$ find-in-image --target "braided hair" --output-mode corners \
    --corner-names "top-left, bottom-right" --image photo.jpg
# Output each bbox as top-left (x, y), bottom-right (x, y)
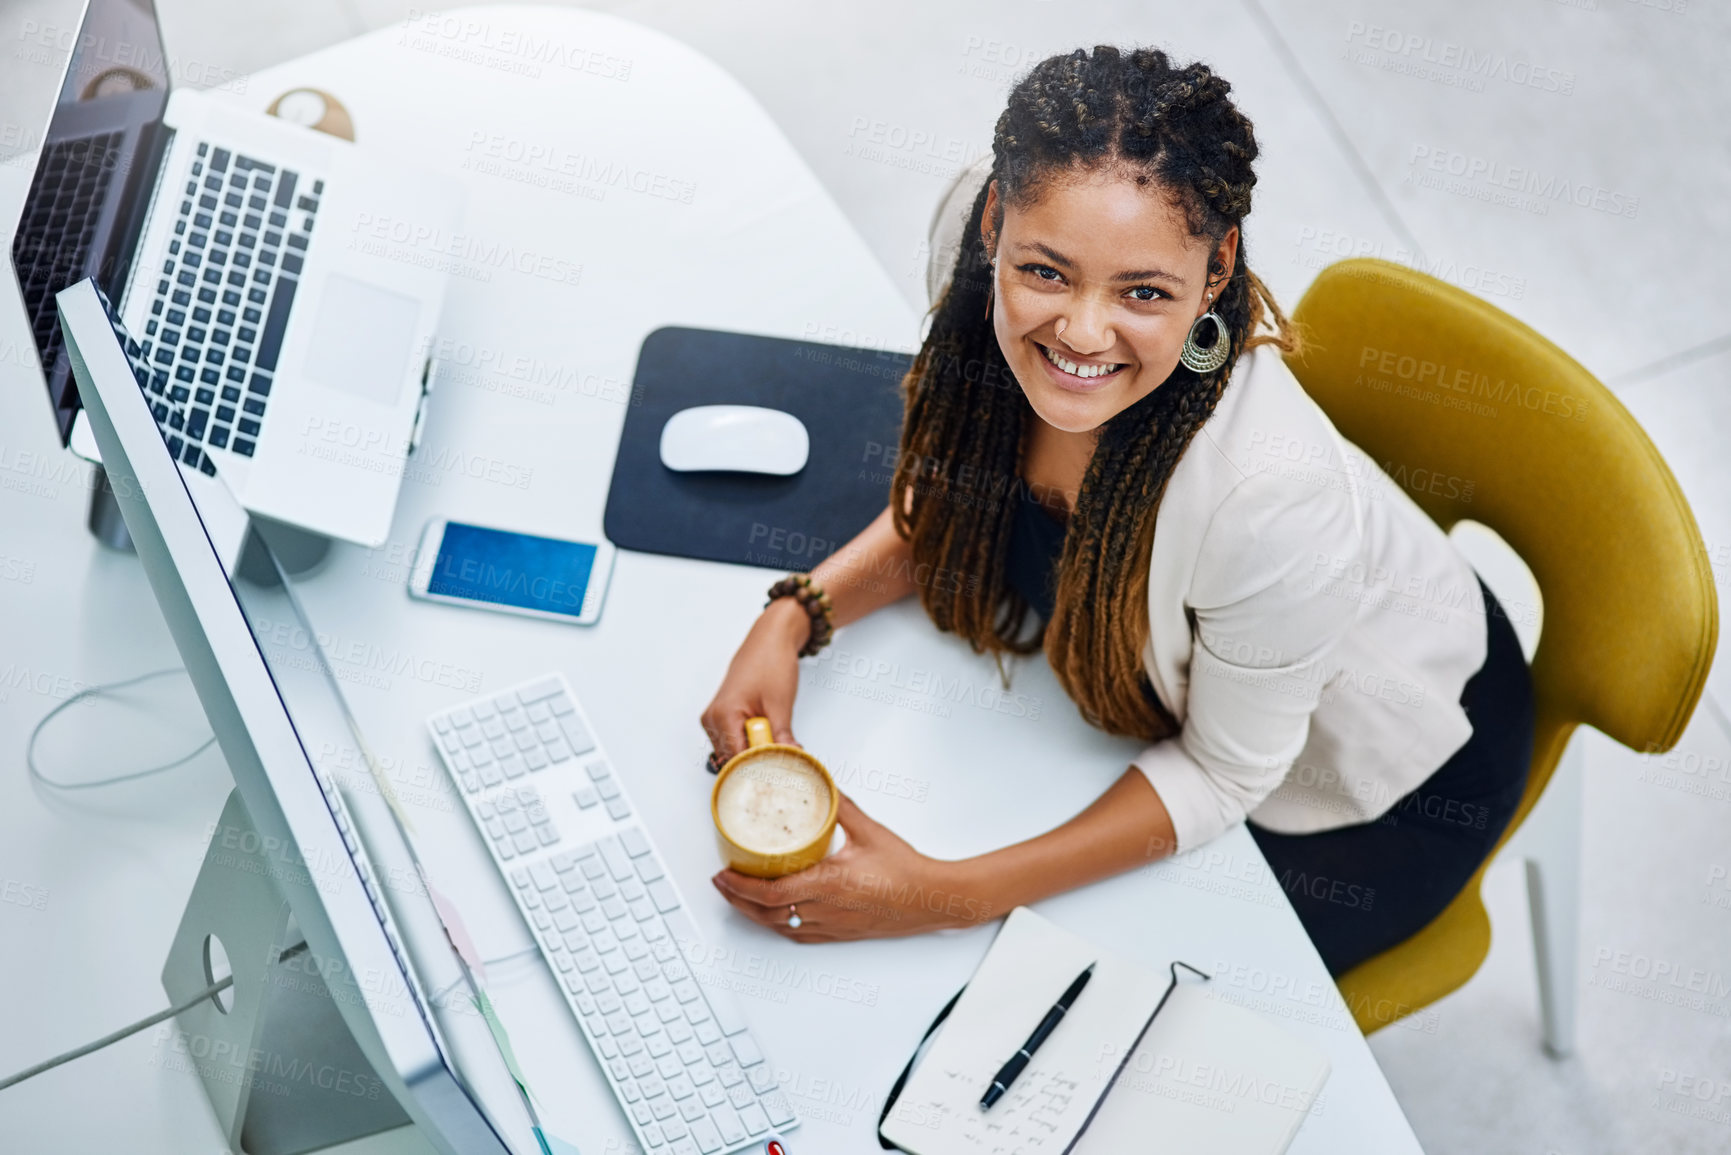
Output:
top-left (890, 45), bottom-right (1299, 742)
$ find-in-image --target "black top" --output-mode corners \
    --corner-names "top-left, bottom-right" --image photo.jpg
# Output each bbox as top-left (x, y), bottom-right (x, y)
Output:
top-left (1004, 486), bottom-right (1171, 717)
top-left (1005, 487), bottom-right (1069, 621)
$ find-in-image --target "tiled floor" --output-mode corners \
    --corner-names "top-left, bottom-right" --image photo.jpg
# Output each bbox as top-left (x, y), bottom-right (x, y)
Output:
top-left (5, 1), bottom-right (1728, 1151)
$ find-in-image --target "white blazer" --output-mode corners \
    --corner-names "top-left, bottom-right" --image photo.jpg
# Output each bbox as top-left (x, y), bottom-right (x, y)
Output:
top-left (1131, 342), bottom-right (1490, 851)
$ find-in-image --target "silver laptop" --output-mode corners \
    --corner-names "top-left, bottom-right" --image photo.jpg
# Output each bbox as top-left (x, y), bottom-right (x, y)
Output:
top-left (8, 0), bottom-right (461, 546)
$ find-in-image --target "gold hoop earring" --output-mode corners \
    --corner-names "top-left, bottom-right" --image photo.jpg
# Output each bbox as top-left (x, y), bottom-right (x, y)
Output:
top-left (983, 260), bottom-right (996, 320)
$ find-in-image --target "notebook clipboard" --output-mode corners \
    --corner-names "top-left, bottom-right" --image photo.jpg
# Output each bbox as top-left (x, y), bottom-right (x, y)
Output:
top-left (876, 958), bottom-right (1211, 1154)
top-left (875, 907), bottom-right (1330, 1155)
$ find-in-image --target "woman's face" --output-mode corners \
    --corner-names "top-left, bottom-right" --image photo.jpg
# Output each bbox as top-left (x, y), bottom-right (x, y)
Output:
top-left (982, 168), bottom-right (1238, 435)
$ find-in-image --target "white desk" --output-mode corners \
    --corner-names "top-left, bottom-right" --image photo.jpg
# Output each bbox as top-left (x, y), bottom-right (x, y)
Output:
top-left (0, 7), bottom-right (1423, 1153)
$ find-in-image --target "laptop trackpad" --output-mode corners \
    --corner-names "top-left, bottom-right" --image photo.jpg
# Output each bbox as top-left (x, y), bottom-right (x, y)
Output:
top-left (299, 274), bottom-right (421, 406)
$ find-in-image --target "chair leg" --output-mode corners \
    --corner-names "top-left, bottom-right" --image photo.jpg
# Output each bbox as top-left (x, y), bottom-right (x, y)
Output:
top-left (1522, 736), bottom-right (1584, 1058)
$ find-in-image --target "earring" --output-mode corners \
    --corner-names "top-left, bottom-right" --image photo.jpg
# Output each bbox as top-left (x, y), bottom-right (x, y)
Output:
top-left (1180, 309), bottom-right (1230, 373)
top-left (983, 259), bottom-right (996, 320)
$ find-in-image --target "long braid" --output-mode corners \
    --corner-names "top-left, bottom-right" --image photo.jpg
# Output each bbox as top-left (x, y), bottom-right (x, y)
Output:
top-left (892, 46), bottom-right (1299, 742)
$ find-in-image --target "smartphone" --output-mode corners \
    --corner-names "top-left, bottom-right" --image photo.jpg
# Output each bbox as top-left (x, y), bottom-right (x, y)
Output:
top-left (408, 519), bottom-right (616, 625)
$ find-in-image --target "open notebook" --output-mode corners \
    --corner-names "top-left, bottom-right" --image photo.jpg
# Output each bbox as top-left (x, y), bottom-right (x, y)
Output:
top-left (878, 907), bottom-right (1331, 1155)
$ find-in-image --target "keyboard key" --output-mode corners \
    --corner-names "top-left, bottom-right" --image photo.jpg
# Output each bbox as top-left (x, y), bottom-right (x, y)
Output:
top-left (607, 798), bottom-right (632, 820)
top-left (704, 984), bottom-right (749, 1038)
top-left (736, 1102), bottom-right (769, 1136)
top-left (255, 275), bottom-right (296, 371)
top-left (600, 839), bottom-right (634, 881)
top-left (762, 1091), bottom-right (795, 1127)
top-left (575, 788), bottom-right (599, 809)
top-left (517, 677), bottom-right (562, 703)
top-left (690, 1119), bottom-right (722, 1154)
top-left (562, 714), bottom-right (598, 755)
top-left (712, 1106), bottom-right (745, 1145)
top-left (728, 1033), bottom-right (763, 1068)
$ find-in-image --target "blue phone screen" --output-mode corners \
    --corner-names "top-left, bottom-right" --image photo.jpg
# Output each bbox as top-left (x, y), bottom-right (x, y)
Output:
top-left (429, 523), bottom-right (597, 617)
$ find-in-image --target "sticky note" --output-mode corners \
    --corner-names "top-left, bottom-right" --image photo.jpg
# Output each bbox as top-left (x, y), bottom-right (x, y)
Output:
top-left (473, 988), bottom-right (536, 1105)
top-left (427, 881), bottom-right (487, 980)
top-left (534, 1127), bottom-right (583, 1155)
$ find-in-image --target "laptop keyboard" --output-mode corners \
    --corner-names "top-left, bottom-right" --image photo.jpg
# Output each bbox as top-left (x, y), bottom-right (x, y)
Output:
top-left (135, 142), bottom-right (322, 473)
top-left (10, 132), bottom-right (126, 411)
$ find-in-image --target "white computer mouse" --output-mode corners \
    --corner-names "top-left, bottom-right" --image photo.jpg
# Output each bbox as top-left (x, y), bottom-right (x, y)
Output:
top-left (658, 404), bottom-right (810, 475)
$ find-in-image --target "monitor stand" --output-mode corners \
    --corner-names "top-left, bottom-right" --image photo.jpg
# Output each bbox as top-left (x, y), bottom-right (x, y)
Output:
top-left (88, 466), bottom-right (135, 551)
top-left (162, 788), bottom-right (413, 1155)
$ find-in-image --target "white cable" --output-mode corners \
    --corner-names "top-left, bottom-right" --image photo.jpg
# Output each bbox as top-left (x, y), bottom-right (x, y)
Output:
top-left (26, 667), bottom-right (216, 791)
top-left (0, 943), bottom-right (308, 1093)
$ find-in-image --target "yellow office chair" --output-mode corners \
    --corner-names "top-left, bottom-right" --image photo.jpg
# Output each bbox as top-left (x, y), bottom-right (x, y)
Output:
top-left (1284, 258), bottom-right (1719, 1050)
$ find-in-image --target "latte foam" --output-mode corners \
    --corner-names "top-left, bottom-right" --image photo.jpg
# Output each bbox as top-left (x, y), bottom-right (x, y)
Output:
top-left (716, 751), bottom-right (831, 856)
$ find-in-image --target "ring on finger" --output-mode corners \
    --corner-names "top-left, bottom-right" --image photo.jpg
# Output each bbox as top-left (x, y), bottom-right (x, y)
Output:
top-left (787, 903), bottom-right (802, 929)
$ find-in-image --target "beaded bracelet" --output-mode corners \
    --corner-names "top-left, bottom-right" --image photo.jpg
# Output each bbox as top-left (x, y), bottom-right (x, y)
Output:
top-left (766, 573), bottom-right (835, 658)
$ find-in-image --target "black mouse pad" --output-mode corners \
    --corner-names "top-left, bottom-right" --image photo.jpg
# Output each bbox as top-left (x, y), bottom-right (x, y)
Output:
top-left (604, 326), bottom-right (913, 570)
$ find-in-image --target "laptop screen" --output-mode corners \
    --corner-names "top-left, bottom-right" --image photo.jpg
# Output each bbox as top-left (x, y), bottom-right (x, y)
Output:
top-left (10, 0), bottom-right (172, 443)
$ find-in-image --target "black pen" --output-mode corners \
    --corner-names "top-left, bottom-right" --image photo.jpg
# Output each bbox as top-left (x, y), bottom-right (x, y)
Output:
top-left (980, 962), bottom-right (1095, 1110)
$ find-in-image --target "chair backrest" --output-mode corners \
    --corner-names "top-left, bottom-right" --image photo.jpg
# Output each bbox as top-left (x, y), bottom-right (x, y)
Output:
top-left (1284, 259), bottom-right (1717, 760)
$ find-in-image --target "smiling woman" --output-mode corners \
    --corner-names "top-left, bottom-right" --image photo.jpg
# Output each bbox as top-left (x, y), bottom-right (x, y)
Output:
top-left (700, 45), bottom-right (1533, 980)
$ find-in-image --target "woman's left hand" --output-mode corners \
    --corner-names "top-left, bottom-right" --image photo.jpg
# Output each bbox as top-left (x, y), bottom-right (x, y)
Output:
top-left (710, 794), bottom-right (998, 942)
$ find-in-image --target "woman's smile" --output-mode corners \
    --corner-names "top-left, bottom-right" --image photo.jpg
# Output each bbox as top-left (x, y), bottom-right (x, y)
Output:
top-left (1034, 340), bottom-right (1131, 392)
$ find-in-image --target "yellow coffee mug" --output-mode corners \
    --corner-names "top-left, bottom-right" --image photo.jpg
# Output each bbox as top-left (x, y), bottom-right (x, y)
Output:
top-left (711, 717), bottom-right (839, 879)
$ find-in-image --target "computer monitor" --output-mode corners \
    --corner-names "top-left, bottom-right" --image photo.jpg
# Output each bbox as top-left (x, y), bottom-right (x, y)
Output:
top-left (57, 275), bottom-right (526, 1153)
top-left (9, 0), bottom-right (174, 443)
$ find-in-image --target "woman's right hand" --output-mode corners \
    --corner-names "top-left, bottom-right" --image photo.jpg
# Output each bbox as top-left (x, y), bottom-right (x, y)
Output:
top-left (700, 597), bottom-right (811, 764)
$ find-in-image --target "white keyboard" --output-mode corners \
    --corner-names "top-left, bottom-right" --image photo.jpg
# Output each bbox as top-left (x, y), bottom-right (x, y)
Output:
top-left (426, 674), bottom-right (798, 1154)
